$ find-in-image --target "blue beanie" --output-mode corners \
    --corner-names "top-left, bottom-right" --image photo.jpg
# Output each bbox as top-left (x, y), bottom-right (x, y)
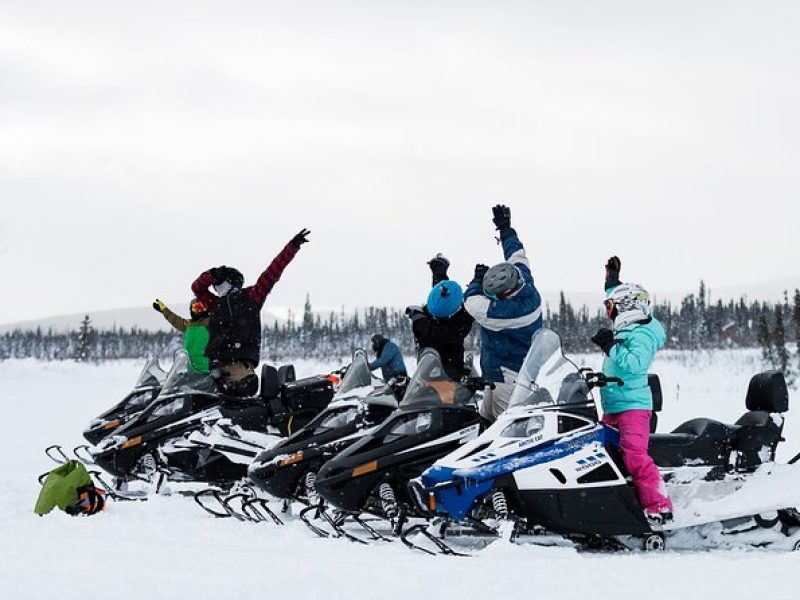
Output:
top-left (427, 281), bottom-right (464, 319)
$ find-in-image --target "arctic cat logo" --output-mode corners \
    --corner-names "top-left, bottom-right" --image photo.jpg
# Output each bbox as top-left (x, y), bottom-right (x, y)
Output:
top-left (519, 434), bottom-right (545, 449)
top-left (575, 452), bottom-right (606, 473)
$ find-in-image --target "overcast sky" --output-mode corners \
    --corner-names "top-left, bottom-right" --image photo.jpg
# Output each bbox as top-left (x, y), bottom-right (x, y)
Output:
top-left (1, 1), bottom-right (798, 324)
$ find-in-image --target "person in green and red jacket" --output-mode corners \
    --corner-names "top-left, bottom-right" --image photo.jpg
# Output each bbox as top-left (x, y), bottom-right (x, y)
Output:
top-left (152, 298), bottom-right (210, 374)
top-left (191, 228), bottom-right (310, 397)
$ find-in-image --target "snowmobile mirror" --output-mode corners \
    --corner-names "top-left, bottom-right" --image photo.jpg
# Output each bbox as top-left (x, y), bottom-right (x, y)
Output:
top-left (260, 365), bottom-right (280, 400)
top-left (278, 365), bottom-right (296, 386)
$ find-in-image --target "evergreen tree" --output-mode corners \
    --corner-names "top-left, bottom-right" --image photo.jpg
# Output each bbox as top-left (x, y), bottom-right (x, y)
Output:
top-left (74, 315), bottom-right (95, 362)
top-left (757, 310), bottom-right (774, 367)
top-left (794, 289), bottom-right (800, 373)
top-left (773, 303), bottom-right (792, 383)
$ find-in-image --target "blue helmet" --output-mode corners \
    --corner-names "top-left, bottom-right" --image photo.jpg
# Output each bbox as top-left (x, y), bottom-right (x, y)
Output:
top-left (427, 281), bottom-right (464, 319)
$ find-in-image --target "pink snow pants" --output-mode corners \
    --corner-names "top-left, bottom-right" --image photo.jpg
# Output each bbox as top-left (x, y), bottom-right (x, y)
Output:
top-left (602, 410), bottom-right (673, 513)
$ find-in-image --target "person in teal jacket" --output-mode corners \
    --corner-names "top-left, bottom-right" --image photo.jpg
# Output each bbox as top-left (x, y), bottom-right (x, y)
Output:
top-left (591, 256), bottom-right (672, 524)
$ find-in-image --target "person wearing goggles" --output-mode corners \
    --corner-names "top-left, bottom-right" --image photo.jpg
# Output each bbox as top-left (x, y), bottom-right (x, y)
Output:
top-left (191, 228), bottom-right (309, 397)
top-left (152, 297), bottom-right (210, 374)
top-left (464, 205), bottom-right (543, 422)
top-left (591, 256), bottom-right (672, 525)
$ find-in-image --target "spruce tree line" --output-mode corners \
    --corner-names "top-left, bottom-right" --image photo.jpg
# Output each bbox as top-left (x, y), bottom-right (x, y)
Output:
top-left (1, 287), bottom-right (798, 382)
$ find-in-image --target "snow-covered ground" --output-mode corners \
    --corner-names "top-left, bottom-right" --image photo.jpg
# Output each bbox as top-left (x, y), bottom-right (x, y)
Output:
top-left (2, 351), bottom-right (799, 600)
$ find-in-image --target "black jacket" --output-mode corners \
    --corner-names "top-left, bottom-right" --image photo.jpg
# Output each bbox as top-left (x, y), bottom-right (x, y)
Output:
top-left (410, 306), bottom-right (475, 380)
top-left (205, 290), bottom-right (262, 366)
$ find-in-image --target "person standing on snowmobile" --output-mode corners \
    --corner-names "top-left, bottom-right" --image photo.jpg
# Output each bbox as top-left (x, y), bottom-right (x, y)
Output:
top-left (591, 256), bottom-right (673, 524)
top-left (368, 334), bottom-right (408, 384)
top-left (464, 205), bottom-right (542, 422)
top-left (406, 253), bottom-right (475, 380)
top-left (191, 228), bottom-right (310, 397)
top-left (152, 298), bottom-right (210, 374)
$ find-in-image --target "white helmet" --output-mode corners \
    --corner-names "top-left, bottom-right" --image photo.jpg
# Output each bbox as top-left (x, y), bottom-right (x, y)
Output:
top-left (605, 283), bottom-right (651, 329)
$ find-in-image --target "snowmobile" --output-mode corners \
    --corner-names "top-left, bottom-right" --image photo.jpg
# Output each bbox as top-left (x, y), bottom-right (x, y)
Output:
top-left (245, 349), bottom-right (399, 537)
top-left (408, 327), bottom-right (800, 554)
top-left (83, 356), bottom-right (167, 445)
top-left (91, 350), bottom-right (335, 490)
top-left (46, 357), bottom-right (168, 465)
top-left (313, 349), bottom-right (484, 539)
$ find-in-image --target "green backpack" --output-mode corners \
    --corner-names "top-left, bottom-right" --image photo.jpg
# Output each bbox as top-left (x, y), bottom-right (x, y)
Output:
top-left (35, 460), bottom-right (105, 516)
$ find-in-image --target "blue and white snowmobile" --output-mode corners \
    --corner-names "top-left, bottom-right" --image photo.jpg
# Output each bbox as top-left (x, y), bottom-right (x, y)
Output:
top-left (408, 328), bottom-right (800, 553)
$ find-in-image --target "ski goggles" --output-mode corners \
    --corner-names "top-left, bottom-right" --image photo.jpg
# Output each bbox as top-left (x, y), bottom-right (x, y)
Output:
top-left (191, 300), bottom-right (207, 315)
top-left (483, 280), bottom-right (526, 301)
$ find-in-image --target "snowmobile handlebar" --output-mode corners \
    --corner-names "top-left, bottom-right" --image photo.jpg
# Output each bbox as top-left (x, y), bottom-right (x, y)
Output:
top-left (463, 377), bottom-right (496, 392)
top-left (584, 372), bottom-right (624, 389)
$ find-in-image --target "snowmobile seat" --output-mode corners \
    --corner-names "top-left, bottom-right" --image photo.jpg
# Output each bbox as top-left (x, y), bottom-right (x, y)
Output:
top-left (649, 418), bottom-right (736, 468)
top-left (731, 371), bottom-right (788, 470)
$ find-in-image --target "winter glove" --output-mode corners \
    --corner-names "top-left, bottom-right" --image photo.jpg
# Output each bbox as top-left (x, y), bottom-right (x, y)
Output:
top-left (427, 253), bottom-right (450, 281)
top-left (492, 204), bottom-right (511, 231)
top-left (591, 328), bottom-right (617, 355)
top-left (405, 305), bottom-right (424, 319)
top-left (473, 263), bottom-right (489, 284)
top-left (291, 228), bottom-right (311, 249)
top-left (152, 299), bottom-right (166, 313)
top-left (604, 255), bottom-right (622, 291)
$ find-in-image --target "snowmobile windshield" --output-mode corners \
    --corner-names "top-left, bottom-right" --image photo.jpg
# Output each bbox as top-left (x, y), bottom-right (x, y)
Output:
top-left (507, 328), bottom-right (588, 410)
top-left (334, 350), bottom-right (377, 399)
top-left (400, 350), bottom-right (472, 408)
top-left (158, 351), bottom-right (216, 397)
top-left (134, 357), bottom-right (166, 389)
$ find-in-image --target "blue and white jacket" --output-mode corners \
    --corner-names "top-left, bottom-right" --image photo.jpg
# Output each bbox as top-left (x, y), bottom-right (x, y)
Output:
top-left (464, 230), bottom-right (543, 382)
top-left (368, 340), bottom-right (408, 381)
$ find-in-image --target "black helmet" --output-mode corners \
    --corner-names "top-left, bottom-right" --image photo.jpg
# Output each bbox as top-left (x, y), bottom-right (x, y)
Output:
top-left (371, 334), bottom-right (387, 353)
top-left (223, 267), bottom-right (244, 289)
top-left (482, 262), bottom-right (524, 300)
top-left (189, 298), bottom-right (208, 321)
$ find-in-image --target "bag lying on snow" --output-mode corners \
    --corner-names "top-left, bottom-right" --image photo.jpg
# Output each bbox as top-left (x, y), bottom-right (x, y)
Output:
top-left (35, 460), bottom-right (105, 516)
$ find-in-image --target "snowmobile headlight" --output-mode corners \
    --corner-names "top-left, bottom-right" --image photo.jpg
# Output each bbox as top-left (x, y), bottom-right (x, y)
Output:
top-left (121, 435), bottom-right (143, 449)
top-left (501, 415), bottom-right (546, 439)
top-left (278, 451), bottom-right (304, 467)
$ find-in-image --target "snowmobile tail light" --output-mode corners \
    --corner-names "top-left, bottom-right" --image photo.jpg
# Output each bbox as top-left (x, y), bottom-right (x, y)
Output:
top-left (279, 451), bottom-right (304, 467)
top-left (352, 460), bottom-right (378, 477)
top-left (103, 419), bottom-right (121, 430)
top-left (121, 436), bottom-right (142, 449)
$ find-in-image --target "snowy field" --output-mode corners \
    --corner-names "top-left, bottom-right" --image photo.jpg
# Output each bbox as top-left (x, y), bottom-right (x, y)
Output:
top-left (2, 351), bottom-right (800, 600)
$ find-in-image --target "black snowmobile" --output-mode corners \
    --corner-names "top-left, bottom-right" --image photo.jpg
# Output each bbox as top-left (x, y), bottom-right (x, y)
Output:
top-left (83, 357), bottom-right (167, 445)
top-left (45, 357), bottom-right (168, 465)
top-left (313, 349), bottom-right (484, 537)
top-left (246, 349), bottom-right (398, 535)
top-left (91, 350), bottom-right (335, 490)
